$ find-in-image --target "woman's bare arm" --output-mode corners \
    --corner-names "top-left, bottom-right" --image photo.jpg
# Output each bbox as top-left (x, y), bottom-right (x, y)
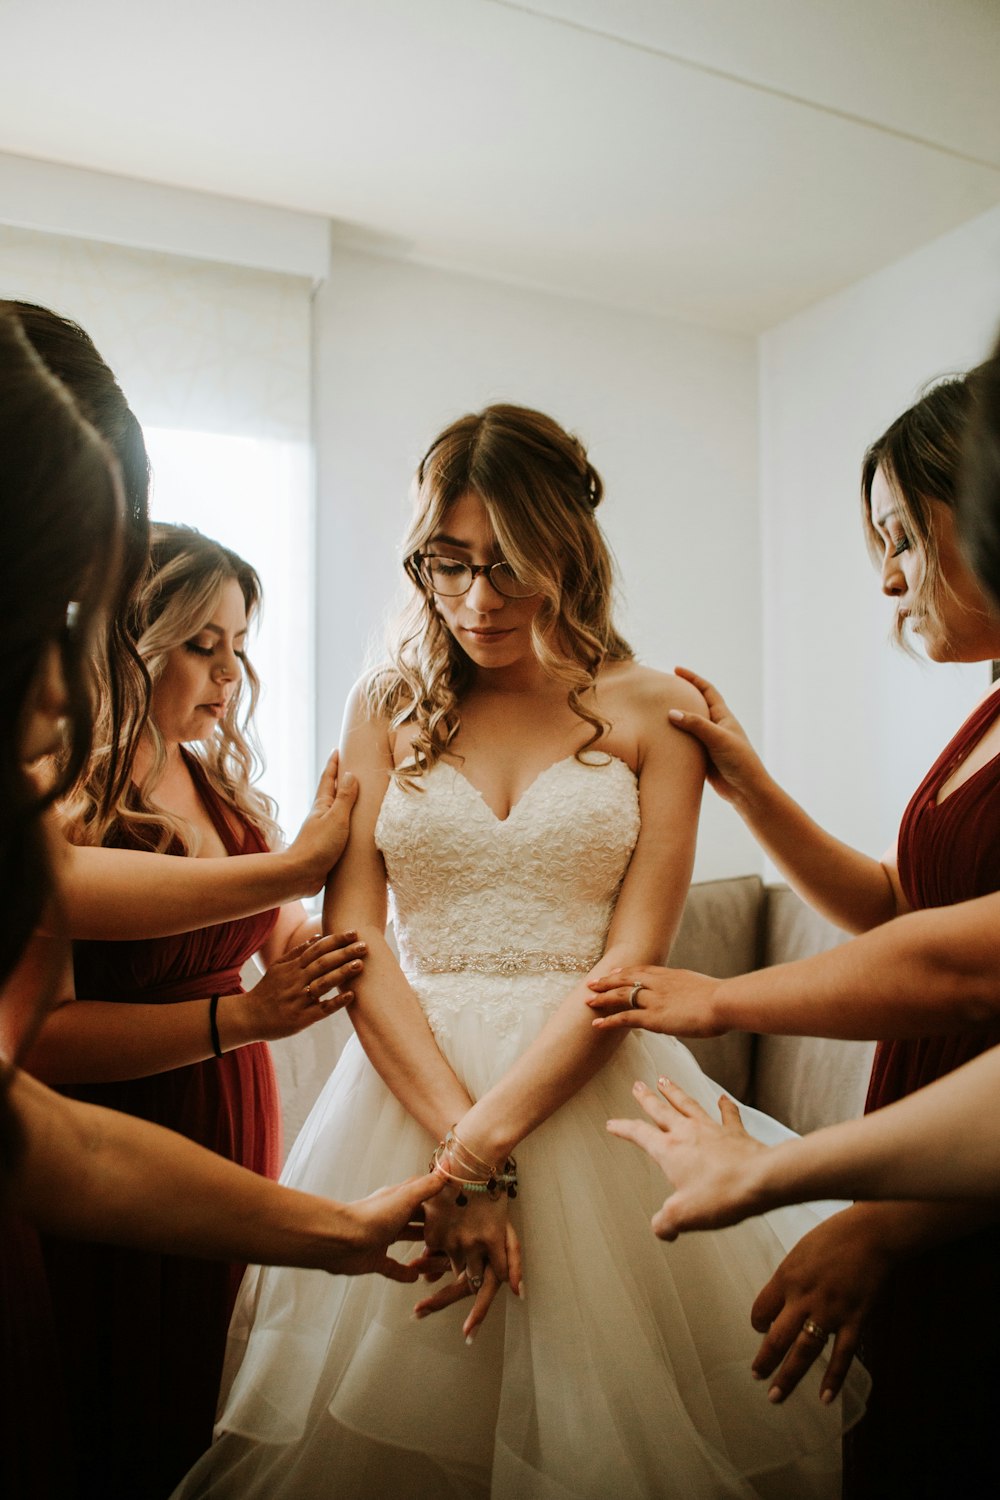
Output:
top-left (6, 1067), bottom-right (442, 1278)
top-left (21, 927), bottom-right (364, 1085)
top-left (668, 667), bottom-right (905, 933)
top-left (611, 1051), bottom-right (1000, 1241)
top-left (322, 687), bottom-right (474, 1139)
top-left (589, 889), bottom-right (1000, 1040)
top-left (44, 750), bottom-right (357, 941)
top-left (456, 673), bottom-right (707, 1165)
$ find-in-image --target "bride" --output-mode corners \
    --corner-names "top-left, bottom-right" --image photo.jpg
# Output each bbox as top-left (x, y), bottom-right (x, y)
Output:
top-left (176, 404), bottom-right (866, 1500)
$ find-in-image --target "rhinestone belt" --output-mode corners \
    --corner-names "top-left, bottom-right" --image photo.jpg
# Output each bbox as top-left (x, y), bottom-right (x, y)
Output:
top-left (405, 947), bottom-right (600, 977)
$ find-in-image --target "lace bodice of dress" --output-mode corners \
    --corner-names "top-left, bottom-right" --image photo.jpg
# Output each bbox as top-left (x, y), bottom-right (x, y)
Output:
top-left (375, 753), bottom-right (640, 982)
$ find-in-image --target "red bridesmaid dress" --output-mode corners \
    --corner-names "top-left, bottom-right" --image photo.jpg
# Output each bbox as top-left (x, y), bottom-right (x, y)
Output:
top-left (846, 686), bottom-right (1000, 1499)
top-left (41, 752), bottom-right (281, 1500)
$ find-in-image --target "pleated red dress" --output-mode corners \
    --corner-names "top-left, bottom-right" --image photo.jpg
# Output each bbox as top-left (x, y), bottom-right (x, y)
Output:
top-left (846, 685), bottom-right (1000, 1499)
top-left (41, 753), bottom-right (280, 1500)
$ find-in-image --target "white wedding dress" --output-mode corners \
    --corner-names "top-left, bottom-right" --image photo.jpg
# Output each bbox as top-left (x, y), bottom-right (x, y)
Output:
top-left (174, 754), bottom-right (866, 1500)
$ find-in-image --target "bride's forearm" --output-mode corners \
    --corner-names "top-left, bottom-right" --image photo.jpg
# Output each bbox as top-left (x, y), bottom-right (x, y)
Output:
top-left (456, 947), bottom-right (634, 1163)
top-left (345, 930), bottom-right (473, 1140)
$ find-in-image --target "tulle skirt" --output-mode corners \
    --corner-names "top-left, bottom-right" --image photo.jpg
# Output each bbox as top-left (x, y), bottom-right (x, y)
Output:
top-left (174, 971), bottom-right (868, 1499)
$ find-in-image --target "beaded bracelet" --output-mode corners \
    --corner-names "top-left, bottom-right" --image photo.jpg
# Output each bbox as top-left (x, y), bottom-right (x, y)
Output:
top-left (430, 1142), bottom-right (518, 1206)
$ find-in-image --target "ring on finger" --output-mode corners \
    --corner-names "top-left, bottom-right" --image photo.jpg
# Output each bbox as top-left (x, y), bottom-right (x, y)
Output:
top-left (305, 980), bottom-right (315, 1000)
top-left (628, 982), bottom-right (643, 1010)
top-left (466, 1270), bottom-right (484, 1292)
top-left (801, 1317), bottom-right (828, 1343)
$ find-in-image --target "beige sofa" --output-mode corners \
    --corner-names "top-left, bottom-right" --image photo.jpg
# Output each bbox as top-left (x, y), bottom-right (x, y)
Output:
top-left (671, 875), bottom-right (875, 1135)
top-left (271, 876), bottom-right (875, 1155)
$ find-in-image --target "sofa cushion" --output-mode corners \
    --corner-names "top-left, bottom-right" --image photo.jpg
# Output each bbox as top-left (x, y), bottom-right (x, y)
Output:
top-left (754, 885), bottom-right (876, 1133)
top-left (667, 875), bottom-right (764, 1104)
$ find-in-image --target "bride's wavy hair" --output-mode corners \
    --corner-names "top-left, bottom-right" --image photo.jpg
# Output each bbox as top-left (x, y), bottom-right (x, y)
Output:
top-left (368, 404), bottom-right (633, 782)
top-left (65, 524), bottom-right (279, 853)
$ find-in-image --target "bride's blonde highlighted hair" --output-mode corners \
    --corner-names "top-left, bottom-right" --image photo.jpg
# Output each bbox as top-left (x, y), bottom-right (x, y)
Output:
top-left (66, 523), bottom-right (279, 852)
top-left (368, 404), bottom-right (633, 781)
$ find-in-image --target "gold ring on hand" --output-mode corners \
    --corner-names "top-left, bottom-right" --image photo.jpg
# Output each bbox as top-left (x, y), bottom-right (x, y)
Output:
top-left (801, 1318), bottom-right (828, 1343)
top-left (628, 982), bottom-right (643, 1010)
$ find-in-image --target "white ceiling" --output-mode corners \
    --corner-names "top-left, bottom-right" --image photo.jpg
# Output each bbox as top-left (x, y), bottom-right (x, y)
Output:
top-left (1, 0), bottom-right (998, 332)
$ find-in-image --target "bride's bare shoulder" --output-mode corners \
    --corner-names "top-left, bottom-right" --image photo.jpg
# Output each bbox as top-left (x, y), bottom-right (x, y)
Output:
top-left (596, 660), bottom-right (708, 722)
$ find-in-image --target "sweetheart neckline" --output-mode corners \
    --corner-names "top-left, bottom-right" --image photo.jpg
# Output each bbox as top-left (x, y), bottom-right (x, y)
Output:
top-left (432, 752), bottom-right (637, 825)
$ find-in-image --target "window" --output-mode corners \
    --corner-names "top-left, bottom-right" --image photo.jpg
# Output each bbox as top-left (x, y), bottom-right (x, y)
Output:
top-left (1, 223), bottom-right (315, 835)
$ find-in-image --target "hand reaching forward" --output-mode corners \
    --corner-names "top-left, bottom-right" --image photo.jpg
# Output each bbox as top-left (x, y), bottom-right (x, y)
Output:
top-left (668, 667), bottom-right (767, 809)
top-left (324, 1171), bottom-right (446, 1281)
top-left (749, 1208), bottom-right (888, 1405)
top-left (285, 749), bottom-right (359, 894)
top-left (587, 965), bottom-right (724, 1036)
top-left (607, 1078), bottom-right (768, 1239)
top-left (413, 1187), bottom-right (524, 1343)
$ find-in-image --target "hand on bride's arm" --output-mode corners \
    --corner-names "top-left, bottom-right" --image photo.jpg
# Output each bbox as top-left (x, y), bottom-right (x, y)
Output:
top-left (413, 1187), bottom-right (523, 1341)
top-left (607, 1078), bottom-right (770, 1239)
top-left (284, 748), bottom-right (359, 894)
top-left (587, 965), bottom-right (726, 1036)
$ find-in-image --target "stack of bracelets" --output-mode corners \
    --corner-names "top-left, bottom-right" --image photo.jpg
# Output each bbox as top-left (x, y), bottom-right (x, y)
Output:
top-left (430, 1127), bottom-right (518, 1207)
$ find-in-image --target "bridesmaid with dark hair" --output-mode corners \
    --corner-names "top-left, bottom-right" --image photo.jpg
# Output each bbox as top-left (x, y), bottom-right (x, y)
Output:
top-left (590, 370), bottom-right (1000, 1499)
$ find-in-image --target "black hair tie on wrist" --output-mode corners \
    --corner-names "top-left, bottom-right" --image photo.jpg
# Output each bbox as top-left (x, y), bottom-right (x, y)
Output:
top-left (209, 994), bottom-right (223, 1058)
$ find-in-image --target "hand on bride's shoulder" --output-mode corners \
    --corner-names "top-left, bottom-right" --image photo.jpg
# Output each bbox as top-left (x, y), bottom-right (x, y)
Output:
top-left (664, 665), bottom-right (768, 808)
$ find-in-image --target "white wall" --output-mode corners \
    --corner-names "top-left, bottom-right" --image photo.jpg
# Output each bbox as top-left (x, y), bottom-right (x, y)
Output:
top-left (760, 204), bottom-right (1000, 865)
top-left (313, 247), bottom-right (760, 880)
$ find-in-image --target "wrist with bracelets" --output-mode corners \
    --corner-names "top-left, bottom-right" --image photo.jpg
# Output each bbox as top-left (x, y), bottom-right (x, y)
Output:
top-left (430, 1126), bottom-right (518, 1206)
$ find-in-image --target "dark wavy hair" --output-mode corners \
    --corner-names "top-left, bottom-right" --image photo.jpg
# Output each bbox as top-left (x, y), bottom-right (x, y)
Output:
top-left (0, 301), bottom-right (152, 821)
top-left (861, 375), bottom-right (976, 651)
top-left (0, 311), bottom-right (124, 1175)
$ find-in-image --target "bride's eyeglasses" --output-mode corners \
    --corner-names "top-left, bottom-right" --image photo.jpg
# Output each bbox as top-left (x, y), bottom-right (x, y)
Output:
top-left (413, 553), bottom-right (537, 599)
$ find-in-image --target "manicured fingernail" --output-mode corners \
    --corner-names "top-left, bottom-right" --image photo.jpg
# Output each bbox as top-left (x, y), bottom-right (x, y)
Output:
top-left (821, 1388), bottom-right (835, 1405)
top-left (350, 960), bottom-right (363, 971)
top-left (768, 1386), bottom-right (783, 1404)
top-left (668, 710), bottom-right (684, 722)
top-left (632, 1081), bottom-right (644, 1096)
top-left (658, 1077), bottom-right (669, 1089)
top-left (518, 1283), bottom-right (526, 1300)
top-left (465, 1331), bottom-right (477, 1346)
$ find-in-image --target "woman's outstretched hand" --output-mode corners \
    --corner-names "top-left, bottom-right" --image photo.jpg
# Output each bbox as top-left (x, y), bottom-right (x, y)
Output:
top-left (324, 1172), bottom-right (447, 1280)
top-left (607, 1079), bottom-right (768, 1239)
top-left (413, 1187), bottom-right (524, 1342)
top-left (586, 965), bottom-right (724, 1036)
top-left (231, 931), bottom-right (367, 1045)
top-left (285, 749), bottom-right (359, 895)
top-left (669, 667), bottom-right (766, 808)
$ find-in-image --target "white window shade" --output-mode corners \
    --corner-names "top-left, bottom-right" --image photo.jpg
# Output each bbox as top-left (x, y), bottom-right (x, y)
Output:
top-left (0, 223), bottom-right (315, 837)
